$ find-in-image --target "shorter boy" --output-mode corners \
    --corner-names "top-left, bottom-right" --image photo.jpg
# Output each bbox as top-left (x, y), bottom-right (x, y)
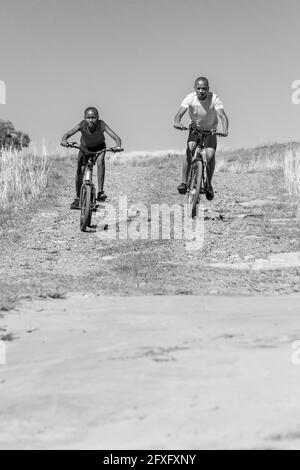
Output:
top-left (61, 106), bottom-right (122, 209)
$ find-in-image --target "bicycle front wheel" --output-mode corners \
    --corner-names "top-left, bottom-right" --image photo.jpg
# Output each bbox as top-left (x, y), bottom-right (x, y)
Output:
top-left (188, 161), bottom-right (203, 218)
top-left (79, 184), bottom-right (92, 231)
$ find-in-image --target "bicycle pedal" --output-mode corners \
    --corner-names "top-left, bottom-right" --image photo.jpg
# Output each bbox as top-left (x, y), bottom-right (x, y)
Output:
top-left (97, 194), bottom-right (108, 202)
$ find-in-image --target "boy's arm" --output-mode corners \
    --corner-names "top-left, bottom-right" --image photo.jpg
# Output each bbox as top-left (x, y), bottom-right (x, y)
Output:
top-left (217, 109), bottom-right (229, 135)
top-left (103, 122), bottom-right (122, 148)
top-left (61, 124), bottom-right (81, 146)
top-left (174, 106), bottom-right (188, 129)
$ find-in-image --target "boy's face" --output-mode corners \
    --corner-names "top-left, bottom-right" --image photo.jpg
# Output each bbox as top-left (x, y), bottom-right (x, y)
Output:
top-left (194, 80), bottom-right (209, 100)
top-left (85, 110), bottom-right (98, 128)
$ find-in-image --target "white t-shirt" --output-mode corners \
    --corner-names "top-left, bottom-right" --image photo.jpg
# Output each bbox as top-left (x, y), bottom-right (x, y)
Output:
top-left (180, 91), bottom-right (223, 129)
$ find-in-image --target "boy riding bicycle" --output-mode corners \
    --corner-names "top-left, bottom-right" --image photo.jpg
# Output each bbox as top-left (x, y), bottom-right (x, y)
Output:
top-left (174, 76), bottom-right (229, 200)
top-left (61, 107), bottom-right (122, 209)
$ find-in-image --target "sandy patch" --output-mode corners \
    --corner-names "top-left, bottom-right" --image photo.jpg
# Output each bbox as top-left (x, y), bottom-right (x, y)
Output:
top-left (1, 294), bottom-right (300, 449)
top-left (211, 252), bottom-right (300, 271)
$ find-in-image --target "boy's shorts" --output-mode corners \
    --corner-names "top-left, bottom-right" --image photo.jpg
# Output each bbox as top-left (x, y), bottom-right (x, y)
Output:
top-left (187, 129), bottom-right (217, 150)
top-left (77, 143), bottom-right (106, 168)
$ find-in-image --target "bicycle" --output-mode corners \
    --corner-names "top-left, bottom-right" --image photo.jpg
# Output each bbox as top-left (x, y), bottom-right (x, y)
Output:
top-left (64, 143), bottom-right (123, 231)
top-left (175, 126), bottom-right (226, 218)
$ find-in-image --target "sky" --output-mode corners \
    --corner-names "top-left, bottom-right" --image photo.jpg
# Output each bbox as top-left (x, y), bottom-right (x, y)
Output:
top-left (0, 0), bottom-right (300, 151)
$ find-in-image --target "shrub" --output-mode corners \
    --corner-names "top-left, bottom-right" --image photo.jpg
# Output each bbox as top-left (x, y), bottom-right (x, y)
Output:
top-left (0, 119), bottom-right (30, 149)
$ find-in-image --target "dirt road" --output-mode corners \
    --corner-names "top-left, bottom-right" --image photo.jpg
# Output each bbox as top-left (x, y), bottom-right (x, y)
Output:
top-left (1, 156), bottom-right (300, 449)
top-left (0, 157), bottom-right (299, 302)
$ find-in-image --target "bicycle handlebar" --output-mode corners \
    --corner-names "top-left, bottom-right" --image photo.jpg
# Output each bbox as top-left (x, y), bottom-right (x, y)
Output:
top-left (62, 143), bottom-right (124, 154)
top-left (173, 125), bottom-right (227, 137)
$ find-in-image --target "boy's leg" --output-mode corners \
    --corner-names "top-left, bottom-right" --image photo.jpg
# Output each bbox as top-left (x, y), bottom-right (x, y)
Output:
top-left (97, 152), bottom-right (105, 192)
top-left (182, 141), bottom-right (196, 184)
top-left (177, 130), bottom-right (197, 194)
top-left (71, 151), bottom-right (84, 209)
top-left (75, 150), bottom-right (84, 197)
top-left (202, 133), bottom-right (217, 200)
top-left (204, 134), bottom-right (217, 188)
top-left (205, 144), bottom-right (216, 200)
top-left (205, 148), bottom-right (216, 187)
top-left (96, 151), bottom-right (107, 201)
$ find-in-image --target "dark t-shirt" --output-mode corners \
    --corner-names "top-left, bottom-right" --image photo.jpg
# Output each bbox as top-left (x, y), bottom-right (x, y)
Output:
top-left (79, 119), bottom-right (106, 150)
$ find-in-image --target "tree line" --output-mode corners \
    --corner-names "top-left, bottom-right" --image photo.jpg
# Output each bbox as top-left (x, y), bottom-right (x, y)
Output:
top-left (0, 119), bottom-right (30, 150)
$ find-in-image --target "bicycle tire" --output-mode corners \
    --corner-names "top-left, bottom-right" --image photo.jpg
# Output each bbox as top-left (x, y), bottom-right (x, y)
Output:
top-left (190, 161), bottom-right (203, 218)
top-left (187, 166), bottom-right (196, 217)
top-left (80, 184), bottom-right (92, 231)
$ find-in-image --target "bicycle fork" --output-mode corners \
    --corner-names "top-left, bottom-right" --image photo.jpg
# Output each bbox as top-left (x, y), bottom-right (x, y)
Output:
top-left (83, 164), bottom-right (93, 184)
top-left (81, 164), bottom-right (96, 209)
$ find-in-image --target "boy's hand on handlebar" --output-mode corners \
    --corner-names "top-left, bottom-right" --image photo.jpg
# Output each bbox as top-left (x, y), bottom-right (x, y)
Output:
top-left (173, 123), bottom-right (187, 131)
top-left (211, 130), bottom-right (228, 137)
top-left (61, 141), bottom-right (77, 148)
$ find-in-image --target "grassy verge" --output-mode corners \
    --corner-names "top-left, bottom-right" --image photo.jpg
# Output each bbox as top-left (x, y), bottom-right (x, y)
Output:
top-left (0, 146), bottom-right (50, 227)
top-left (283, 147), bottom-right (300, 216)
top-left (0, 145), bottom-right (52, 311)
top-left (109, 142), bottom-right (300, 170)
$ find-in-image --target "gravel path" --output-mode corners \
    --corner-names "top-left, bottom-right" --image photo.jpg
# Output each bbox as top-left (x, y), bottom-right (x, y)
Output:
top-left (0, 157), bottom-right (299, 302)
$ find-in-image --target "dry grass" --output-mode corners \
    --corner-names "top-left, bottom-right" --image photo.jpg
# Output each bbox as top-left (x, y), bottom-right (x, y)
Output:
top-left (283, 148), bottom-right (300, 212)
top-left (109, 142), bottom-right (300, 170)
top-left (216, 142), bottom-right (300, 174)
top-left (108, 149), bottom-right (184, 168)
top-left (30, 140), bottom-right (71, 159)
top-left (216, 150), bottom-right (284, 173)
top-left (0, 146), bottom-right (50, 212)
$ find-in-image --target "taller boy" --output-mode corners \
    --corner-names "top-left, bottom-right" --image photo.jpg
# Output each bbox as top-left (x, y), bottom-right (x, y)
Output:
top-left (174, 77), bottom-right (229, 200)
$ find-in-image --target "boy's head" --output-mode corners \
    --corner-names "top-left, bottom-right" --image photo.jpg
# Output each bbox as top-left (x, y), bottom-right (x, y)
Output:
top-left (194, 77), bottom-right (209, 100)
top-left (84, 107), bottom-right (99, 127)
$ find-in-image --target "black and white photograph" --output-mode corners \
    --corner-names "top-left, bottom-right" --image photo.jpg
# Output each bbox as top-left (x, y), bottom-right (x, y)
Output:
top-left (0, 0), bottom-right (300, 451)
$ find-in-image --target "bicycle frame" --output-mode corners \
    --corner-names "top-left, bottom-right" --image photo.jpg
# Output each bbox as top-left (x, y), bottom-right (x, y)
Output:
top-left (174, 125), bottom-right (226, 218)
top-left (187, 129), bottom-right (212, 192)
top-left (71, 143), bottom-right (119, 186)
top-left (64, 143), bottom-right (124, 231)
top-left (82, 155), bottom-right (97, 185)
top-left (186, 128), bottom-right (220, 218)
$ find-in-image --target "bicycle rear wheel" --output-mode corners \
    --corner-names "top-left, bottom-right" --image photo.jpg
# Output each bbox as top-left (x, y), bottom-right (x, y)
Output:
top-left (79, 184), bottom-right (92, 231)
top-left (188, 161), bottom-right (203, 218)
